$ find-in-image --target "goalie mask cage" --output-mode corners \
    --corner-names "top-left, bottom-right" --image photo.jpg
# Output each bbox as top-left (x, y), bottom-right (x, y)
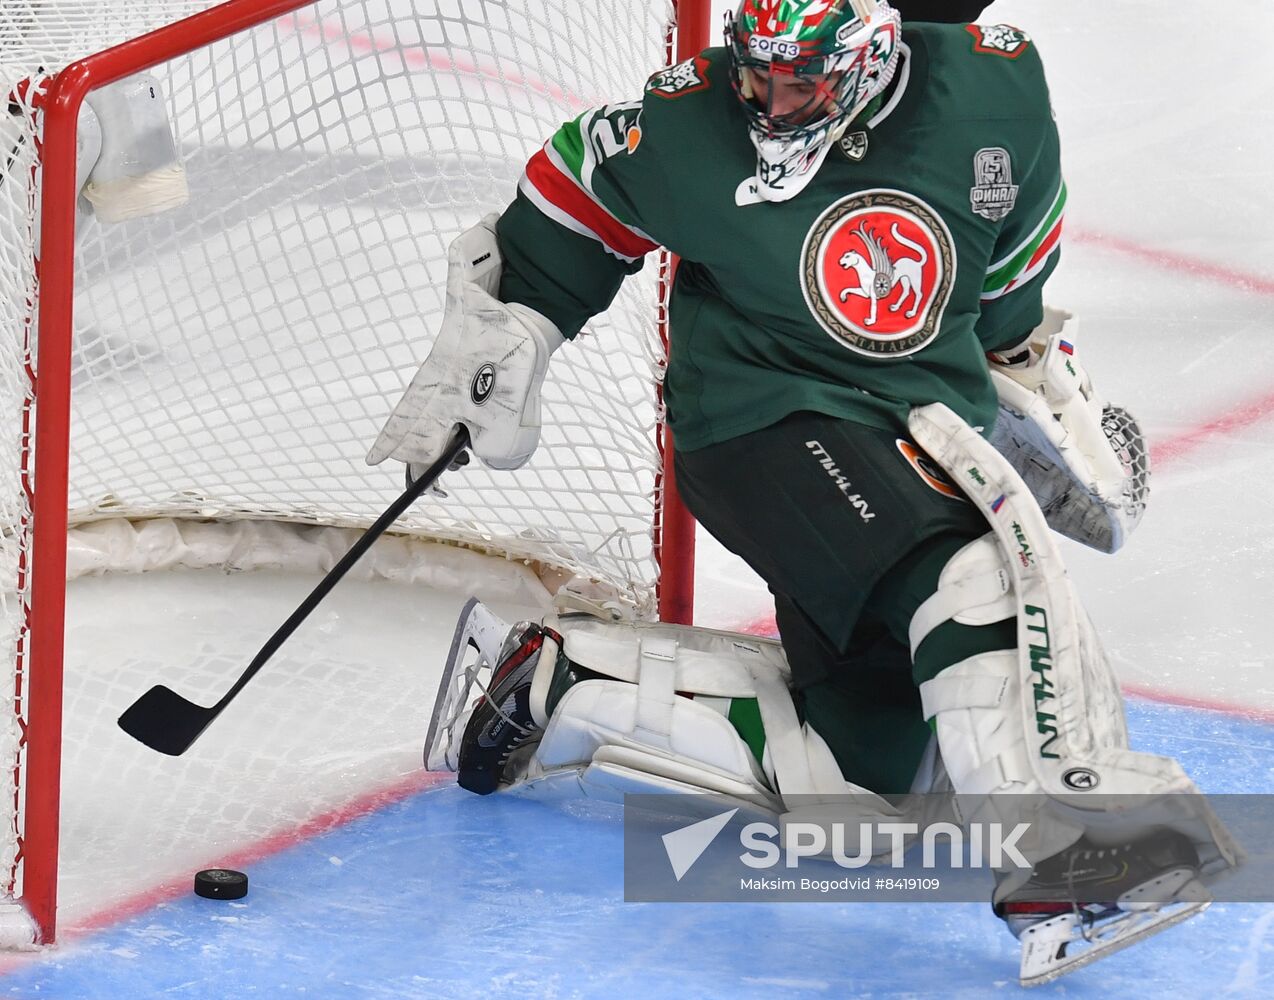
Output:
top-left (0, 0), bottom-right (709, 945)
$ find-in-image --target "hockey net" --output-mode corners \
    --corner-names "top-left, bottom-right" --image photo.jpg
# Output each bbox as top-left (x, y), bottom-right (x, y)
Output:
top-left (0, 0), bottom-right (707, 944)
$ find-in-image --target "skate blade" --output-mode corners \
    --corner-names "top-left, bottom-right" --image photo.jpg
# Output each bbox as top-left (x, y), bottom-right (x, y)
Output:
top-left (1019, 879), bottom-right (1211, 987)
top-left (423, 597), bottom-right (511, 772)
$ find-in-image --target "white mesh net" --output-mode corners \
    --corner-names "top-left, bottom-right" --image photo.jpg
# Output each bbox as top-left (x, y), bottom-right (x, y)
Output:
top-left (0, 0), bottom-right (685, 937)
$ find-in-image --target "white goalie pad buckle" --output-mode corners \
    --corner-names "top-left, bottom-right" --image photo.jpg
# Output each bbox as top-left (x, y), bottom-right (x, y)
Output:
top-left (423, 596), bottom-right (515, 772)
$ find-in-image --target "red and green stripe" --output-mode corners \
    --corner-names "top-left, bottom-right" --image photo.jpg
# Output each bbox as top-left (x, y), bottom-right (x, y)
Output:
top-left (518, 111), bottom-right (659, 263)
top-left (981, 179), bottom-right (1066, 301)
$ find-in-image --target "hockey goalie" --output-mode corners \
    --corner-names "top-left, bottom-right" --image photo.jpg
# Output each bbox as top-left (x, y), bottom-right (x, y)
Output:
top-left (367, 0), bottom-right (1239, 987)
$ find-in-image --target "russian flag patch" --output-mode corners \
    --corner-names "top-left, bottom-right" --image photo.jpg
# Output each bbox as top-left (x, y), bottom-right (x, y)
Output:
top-left (1058, 340), bottom-right (1074, 355)
top-left (991, 494), bottom-right (1006, 513)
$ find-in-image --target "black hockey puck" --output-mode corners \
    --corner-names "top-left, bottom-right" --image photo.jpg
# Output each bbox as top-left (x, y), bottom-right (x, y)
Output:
top-left (193, 868), bottom-right (248, 900)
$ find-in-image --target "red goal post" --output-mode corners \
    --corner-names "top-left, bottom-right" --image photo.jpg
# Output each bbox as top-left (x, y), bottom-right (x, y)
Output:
top-left (12, 0), bottom-right (712, 946)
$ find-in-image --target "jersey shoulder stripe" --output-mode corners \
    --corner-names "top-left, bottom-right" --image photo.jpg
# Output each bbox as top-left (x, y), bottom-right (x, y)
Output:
top-left (518, 109), bottom-right (659, 263)
top-left (981, 179), bottom-right (1066, 301)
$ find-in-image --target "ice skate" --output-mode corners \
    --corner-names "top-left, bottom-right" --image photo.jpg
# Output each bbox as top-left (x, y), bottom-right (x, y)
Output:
top-left (997, 830), bottom-right (1211, 987)
top-left (453, 615), bottom-right (562, 795)
top-left (424, 597), bottom-right (572, 794)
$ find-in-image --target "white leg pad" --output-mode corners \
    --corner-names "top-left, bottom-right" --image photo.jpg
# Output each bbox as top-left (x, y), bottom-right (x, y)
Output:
top-left (514, 615), bottom-right (875, 810)
top-left (909, 403), bottom-right (1241, 878)
top-left (918, 650), bottom-right (1030, 795)
top-left (509, 747), bottom-right (780, 826)
top-left (536, 678), bottom-right (768, 787)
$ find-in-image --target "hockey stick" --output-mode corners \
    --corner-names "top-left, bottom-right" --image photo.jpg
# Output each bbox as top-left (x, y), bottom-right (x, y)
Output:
top-left (117, 426), bottom-right (472, 756)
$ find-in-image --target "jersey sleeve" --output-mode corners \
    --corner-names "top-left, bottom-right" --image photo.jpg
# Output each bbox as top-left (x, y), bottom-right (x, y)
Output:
top-left (497, 98), bottom-right (667, 340)
top-left (973, 70), bottom-right (1066, 354)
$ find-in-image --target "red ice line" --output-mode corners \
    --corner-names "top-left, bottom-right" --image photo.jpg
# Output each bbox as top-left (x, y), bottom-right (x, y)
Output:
top-left (71, 769), bottom-right (450, 936)
top-left (280, 10), bottom-right (589, 108)
top-left (1070, 228), bottom-right (1274, 298)
top-left (1070, 225), bottom-right (1274, 468)
top-left (0, 770), bottom-right (451, 974)
top-left (1151, 391), bottom-right (1274, 467)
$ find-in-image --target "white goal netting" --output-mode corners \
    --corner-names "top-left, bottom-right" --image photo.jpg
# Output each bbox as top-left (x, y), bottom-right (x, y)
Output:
top-left (0, 0), bottom-right (688, 939)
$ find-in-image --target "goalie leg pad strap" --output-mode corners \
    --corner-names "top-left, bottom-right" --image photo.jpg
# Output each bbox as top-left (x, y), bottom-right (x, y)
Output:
top-left (908, 534), bottom-right (1014, 656)
top-left (918, 650), bottom-right (1034, 795)
top-left (633, 637), bottom-right (677, 749)
top-left (529, 616), bottom-right (867, 805)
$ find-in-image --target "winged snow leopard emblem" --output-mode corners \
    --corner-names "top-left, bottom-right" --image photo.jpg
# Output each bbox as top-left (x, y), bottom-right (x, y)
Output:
top-left (836, 222), bottom-right (928, 327)
top-left (800, 189), bottom-right (956, 358)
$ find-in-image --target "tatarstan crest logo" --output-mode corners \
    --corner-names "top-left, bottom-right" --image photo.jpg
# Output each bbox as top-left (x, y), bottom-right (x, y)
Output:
top-left (801, 189), bottom-right (956, 358)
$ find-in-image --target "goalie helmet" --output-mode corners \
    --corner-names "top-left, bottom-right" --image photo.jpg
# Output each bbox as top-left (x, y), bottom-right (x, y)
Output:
top-left (726, 0), bottom-right (902, 201)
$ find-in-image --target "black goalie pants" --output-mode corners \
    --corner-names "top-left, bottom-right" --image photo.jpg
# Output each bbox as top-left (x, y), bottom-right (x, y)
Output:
top-left (674, 411), bottom-right (1015, 794)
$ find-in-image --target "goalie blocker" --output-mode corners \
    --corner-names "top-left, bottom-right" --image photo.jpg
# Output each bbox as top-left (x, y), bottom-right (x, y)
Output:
top-left (425, 400), bottom-right (1238, 987)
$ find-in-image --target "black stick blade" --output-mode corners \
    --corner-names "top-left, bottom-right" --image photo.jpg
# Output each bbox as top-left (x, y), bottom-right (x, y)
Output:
top-left (117, 685), bottom-right (218, 756)
top-left (117, 428), bottom-right (471, 756)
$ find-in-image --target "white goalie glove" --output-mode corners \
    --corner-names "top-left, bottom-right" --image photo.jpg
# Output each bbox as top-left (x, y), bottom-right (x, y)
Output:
top-left (367, 214), bottom-right (565, 475)
top-left (988, 308), bottom-right (1149, 553)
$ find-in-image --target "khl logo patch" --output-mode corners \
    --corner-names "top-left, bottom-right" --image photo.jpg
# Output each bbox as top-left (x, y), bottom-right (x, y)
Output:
top-left (838, 130), bottom-right (869, 162)
top-left (800, 189), bottom-right (956, 358)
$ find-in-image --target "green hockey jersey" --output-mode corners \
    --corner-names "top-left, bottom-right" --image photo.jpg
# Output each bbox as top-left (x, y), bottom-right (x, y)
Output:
top-left (496, 22), bottom-right (1064, 452)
